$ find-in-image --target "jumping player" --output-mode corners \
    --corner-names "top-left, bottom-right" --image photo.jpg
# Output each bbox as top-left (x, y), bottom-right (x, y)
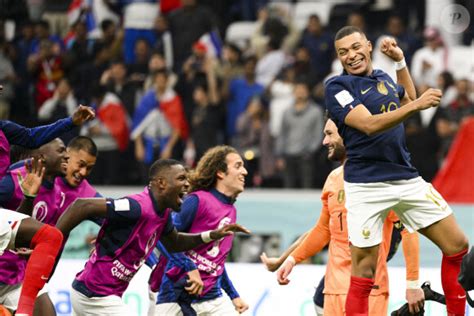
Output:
top-left (325, 26), bottom-right (468, 315)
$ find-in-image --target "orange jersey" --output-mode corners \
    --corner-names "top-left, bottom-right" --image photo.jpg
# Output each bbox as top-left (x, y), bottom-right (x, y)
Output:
top-left (290, 166), bottom-right (419, 295)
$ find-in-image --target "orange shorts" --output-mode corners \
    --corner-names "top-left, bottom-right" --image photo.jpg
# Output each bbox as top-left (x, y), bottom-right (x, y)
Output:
top-left (323, 293), bottom-right (389, 315)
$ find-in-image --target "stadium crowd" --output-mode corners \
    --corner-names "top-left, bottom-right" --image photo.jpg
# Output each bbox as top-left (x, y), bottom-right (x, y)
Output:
top-left (0, 0), bottom-right (472, 188)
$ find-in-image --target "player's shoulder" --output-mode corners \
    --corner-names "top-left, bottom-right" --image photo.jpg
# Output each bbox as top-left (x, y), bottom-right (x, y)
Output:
top-left (323, 165), bottom-right (344, 191)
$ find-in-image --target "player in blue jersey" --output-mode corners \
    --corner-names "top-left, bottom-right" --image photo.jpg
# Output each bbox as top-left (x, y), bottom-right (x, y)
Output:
top-left (324, 26), bottom-right (468, 316)
top-left (0, 105), bottom-right (95, 178)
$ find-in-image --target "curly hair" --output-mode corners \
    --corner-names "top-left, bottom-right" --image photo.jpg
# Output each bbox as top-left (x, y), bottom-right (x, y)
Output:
top-left (188, 145), bottom-right (238, 192)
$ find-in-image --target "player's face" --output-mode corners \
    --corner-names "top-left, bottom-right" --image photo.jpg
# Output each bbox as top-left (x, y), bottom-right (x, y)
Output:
top-left (159, 164), bottom-right (189, 211)
top-left (218, 153), bottom-right (247, 197)
top-left (322, 119), bottom-right (346, 162)
top-left (41, 138), bottom-right (69, 177)
top-left (65, 149), bottom-right (96, 187)
top-left (335, 32), bottom-right (373, 76)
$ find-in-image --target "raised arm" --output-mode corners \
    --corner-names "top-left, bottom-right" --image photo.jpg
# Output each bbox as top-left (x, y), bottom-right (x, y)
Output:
top-left (379, 37), bottom-right (417, 103)
top-left (2, 105), bottom-right (94, 148)
top-left (16, 158), bottom-right (45, 215)
top-left (56, 198), bottom-right (107, 238)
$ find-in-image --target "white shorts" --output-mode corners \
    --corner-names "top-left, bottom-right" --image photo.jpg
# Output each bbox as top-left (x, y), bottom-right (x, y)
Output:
top-left (71, 287), bottom-right (131, 316)
top-left (155, 296), bottom-right (238, 316)
top-left (0, 284), bottom-right (21, 311)
top-left (0, 208), bottom-right (29, 254)
top-left (0, 280), bottom-right (50, 311)
top-left (345, 177), bottom-right (452, 248)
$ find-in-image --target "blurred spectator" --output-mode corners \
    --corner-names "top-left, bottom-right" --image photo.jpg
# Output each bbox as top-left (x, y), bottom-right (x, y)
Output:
top-left (235, 97), bottom-right (275, 187)
top-left (127, 38), bottom-right (151, 86)
top-left (436, 79), bottom-right (474, 159)
top-left (122, 0), bottom-right (159, 64)
top-left (38, 78), bottom-right (77, 122)
top-left (188, 59), bottom-right (222, 163)
top-left (101, 59), bottom-right (141, 117)
top-left (373, 15), bottom-right (422, 80)
top-left (42, 0), bottom-right (70, 37)
top-left (393, 0), bottom-right (425, 33)
top-left (0, 38), bottom-right (15, 119)
top-left (31, 20), bottom-right (65, 54)
top-left (132, 69), bottom-right (188, 163)
top-left (255, 39), bottom-right (286, 88)
top-left (152, 15), bottom-right (173, 70)
top-left (268, 65), bottom-right (295, 138)
top-left (65, 21), bottom-right (97, 68)
top-left (275, 82), bottom-right (324, 188)
top-left (347, 12), bottom-right (375, 43)
top-left (298, 14), bottom-right (334, 85)
top-left (215, 42), bottom-right (243, 83)
top-left (38, 78), bottom-right (79, 143)
top-left (251, 5), bottom-right (298, 58)
top-left (292, 46), bottom-right (319, 97)
top-left (411, 27), bottom-right (448, 88)
top-left (168, 0), bottom-right (218, 72)
top-left (93, 19), bottom-right (123, 61)
top-left (27, 39), bottom-right (65, 109)
top-left (143, 53), bottom-right (177, 92)
top-left (437, 71), bottom-right (457, 108)
top-left (81, 85), bottom-right (129, 185)
top-left (70, 46), bottom-right (110, 104)
top-left (223, 55), bottom-right (264, 143)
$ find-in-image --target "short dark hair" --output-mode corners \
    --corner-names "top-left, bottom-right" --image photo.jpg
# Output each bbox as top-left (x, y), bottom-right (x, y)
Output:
top-left (148, 159), bottom-right (182, 181)
top-left (68, 136), bottom-right (98, 157)
top-left (101, 19), bottom-right (115, 32)
top-left (335, 26), bottom-right (365, 41)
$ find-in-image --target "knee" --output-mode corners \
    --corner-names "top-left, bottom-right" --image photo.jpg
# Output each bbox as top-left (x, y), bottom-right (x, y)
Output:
top-left (352, 254), bottom-right (377, 279)
top-left (451, 236), bottom-right (469, 255)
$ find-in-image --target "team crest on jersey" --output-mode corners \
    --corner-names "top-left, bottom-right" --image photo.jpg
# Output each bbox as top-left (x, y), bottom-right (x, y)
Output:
top-left (337, 190), bottom-right (345, 204)
top-left (33, 201), bottom-right (48, 222)
top-left (362, 227), bottom-right (371, 239)
top-left (377, 81), bottom-right (388, 95)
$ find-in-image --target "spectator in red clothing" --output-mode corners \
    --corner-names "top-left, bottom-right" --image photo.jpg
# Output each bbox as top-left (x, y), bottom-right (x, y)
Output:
top-left (27, 39), bottom-right (65, 110)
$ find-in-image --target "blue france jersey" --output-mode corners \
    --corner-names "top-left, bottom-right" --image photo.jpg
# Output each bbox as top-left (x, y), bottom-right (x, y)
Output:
top-left (325, 69), bottom-right (418, 183)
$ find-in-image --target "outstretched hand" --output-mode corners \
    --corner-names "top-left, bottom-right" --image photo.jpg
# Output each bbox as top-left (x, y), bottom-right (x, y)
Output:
top-left (260, 252), bottom-right (283, 272)
top-left (20, 158), bottom-right (45, 197)
top-left (210, 223), bottom-right (251, 240)
top-left (380, 36), bottom-right (404, 62)
top-left (71, 105), bottom-right (95, 126)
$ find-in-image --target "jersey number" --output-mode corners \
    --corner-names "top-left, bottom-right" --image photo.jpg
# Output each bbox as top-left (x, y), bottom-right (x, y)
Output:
top-left (338, 212), bottom-right (343, 231)
top-left (380, 102), bottom-right (399, 113)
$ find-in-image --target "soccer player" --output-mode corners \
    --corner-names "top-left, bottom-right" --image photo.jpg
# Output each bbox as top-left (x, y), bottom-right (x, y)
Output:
top-left (0, 158), bottom-right (63, 316)
top-left (0, 139), bottom-right (68, 315)
top-left (154, 145), bottom-right (249, 316)
top-left (271, 118), bottom-right (422, 315)
top-left (0, 105), bottom-right (94, 178)
top-left (55, 159), bottom-right (249, 316)
top-left (325, 26), bottom-right (468, 315)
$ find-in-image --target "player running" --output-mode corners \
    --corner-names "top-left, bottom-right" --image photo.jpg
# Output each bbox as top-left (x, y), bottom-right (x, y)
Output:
top-left (55, 159), bottom-right (250, 316)
top-left (154, 145), bottom-right (249, 315)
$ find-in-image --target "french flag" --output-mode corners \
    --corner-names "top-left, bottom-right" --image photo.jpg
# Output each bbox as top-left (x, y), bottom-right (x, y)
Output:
top-left (67, 0), bottom-right (96, 32)
top-left (198, 29), bottom-right (223, 58)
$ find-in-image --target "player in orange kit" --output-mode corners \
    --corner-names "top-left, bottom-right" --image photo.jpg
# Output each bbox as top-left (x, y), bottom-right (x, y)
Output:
top-left (272, 118), bottom-right (425, 315)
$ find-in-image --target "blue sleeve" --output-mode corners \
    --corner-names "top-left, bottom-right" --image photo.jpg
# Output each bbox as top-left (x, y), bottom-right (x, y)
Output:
top-left (0, 174), bottom-right (14, 206)
top-left (173, 194), bottom-right (199, 232)
top-left (396, 84), bottom-right (406, 101)
top-left (221, 267), bottom-right (239, 299)
top-left (324, 79), bottom-right (362, 124)
top-left (145, 251), bottom-right (159, 268)
top-left (156, 241), bottom-right (197, 272)
top-left (105, 197), bottom-right (141, 222)
top-left (162, 212), bottom-right (175, 235)
top-left (0, 118), bottom-right (74, 148)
